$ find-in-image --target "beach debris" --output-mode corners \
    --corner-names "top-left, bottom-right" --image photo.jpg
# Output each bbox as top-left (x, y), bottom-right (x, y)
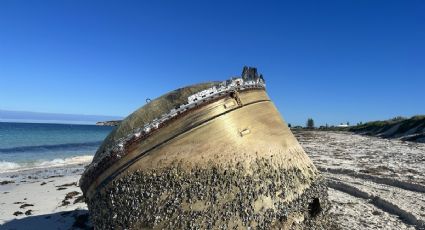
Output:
top-left (19, 203), bottom-right (34, 209)
top-left (47, 175), bottom-right (64, 179)
top-left (61, 200), bottom-right (71, 206)
top-left (24, 210), bottom-right (33, 216)
top-left (0, 180), bottom-right (14, 185)
top-left (13, 211), bottom-right (23, 216)
top-left (65, 191), bottom-right (80, 200)
top-left (56, 182), bottom-right (77, 187)
top-left (73, 195), bottom-right (85, 204)
top-left (60, 191), bottom-right (81, 206)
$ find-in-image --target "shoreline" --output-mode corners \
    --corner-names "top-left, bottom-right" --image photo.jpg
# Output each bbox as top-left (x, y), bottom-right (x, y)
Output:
top-left (1, 130), bottom-right (424, 229)
top-left (0, 155), bottom-right (93, 175)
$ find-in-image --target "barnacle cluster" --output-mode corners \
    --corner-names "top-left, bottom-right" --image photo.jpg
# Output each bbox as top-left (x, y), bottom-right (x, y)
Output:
top-left (88, 159), bottom-right (333, 229)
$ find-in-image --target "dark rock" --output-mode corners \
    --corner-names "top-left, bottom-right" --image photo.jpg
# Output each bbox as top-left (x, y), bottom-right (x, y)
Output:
top-left (24, 210), bottom-right (33, 215)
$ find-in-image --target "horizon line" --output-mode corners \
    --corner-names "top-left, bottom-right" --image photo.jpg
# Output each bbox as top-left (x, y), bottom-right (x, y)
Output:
top-left (0, 108), bottom-right (123, 118)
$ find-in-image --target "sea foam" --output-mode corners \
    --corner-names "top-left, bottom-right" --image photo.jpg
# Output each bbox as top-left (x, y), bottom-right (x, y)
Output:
top-left (0, 155), bottom-right (93, 173)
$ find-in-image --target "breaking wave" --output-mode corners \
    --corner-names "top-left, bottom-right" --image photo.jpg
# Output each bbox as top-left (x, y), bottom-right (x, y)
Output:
top-left (0, 155), bottom-right (93, 173)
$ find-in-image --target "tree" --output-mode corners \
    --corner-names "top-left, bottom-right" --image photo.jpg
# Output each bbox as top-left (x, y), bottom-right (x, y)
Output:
top-left (306, 118), bottom-right (315, 129)
top-left (288, 123), bottom-right (292, 128)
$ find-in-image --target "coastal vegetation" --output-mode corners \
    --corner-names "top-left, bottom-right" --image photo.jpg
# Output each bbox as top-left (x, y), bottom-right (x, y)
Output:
top-left (349, 115), bottom-right (425, 142)
top-left (306, 118), bottom-right (315, 129)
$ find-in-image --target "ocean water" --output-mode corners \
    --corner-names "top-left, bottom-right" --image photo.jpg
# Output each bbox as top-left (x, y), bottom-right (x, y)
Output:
top-left (0, 122), bottom-right (114, 173)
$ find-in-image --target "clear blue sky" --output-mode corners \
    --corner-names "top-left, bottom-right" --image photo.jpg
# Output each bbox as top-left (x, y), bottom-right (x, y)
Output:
top-left (1, 1), bottom-right (424, 126)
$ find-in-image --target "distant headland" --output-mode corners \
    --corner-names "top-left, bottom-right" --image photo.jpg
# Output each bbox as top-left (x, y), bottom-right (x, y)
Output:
top-left (95, 120), bottom-right (121, 126)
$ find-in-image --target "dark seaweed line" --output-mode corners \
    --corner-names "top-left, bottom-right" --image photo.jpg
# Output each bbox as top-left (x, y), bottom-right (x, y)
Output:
top-left (327, 179), bottom-right (425, 229)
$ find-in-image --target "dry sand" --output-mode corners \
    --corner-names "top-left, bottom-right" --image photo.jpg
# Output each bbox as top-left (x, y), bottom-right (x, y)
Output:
top-left (294, 130), bottom-right (425, 230)
top-left (1, 131), bottom-right (424, 229)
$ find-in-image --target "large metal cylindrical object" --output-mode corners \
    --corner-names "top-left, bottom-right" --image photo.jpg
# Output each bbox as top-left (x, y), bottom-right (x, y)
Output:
top-left (80, 68), bottom-right (332, 229)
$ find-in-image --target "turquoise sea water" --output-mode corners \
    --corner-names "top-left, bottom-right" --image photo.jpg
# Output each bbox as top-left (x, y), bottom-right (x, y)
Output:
top-left (0, 122), bottom-right (113, 172)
